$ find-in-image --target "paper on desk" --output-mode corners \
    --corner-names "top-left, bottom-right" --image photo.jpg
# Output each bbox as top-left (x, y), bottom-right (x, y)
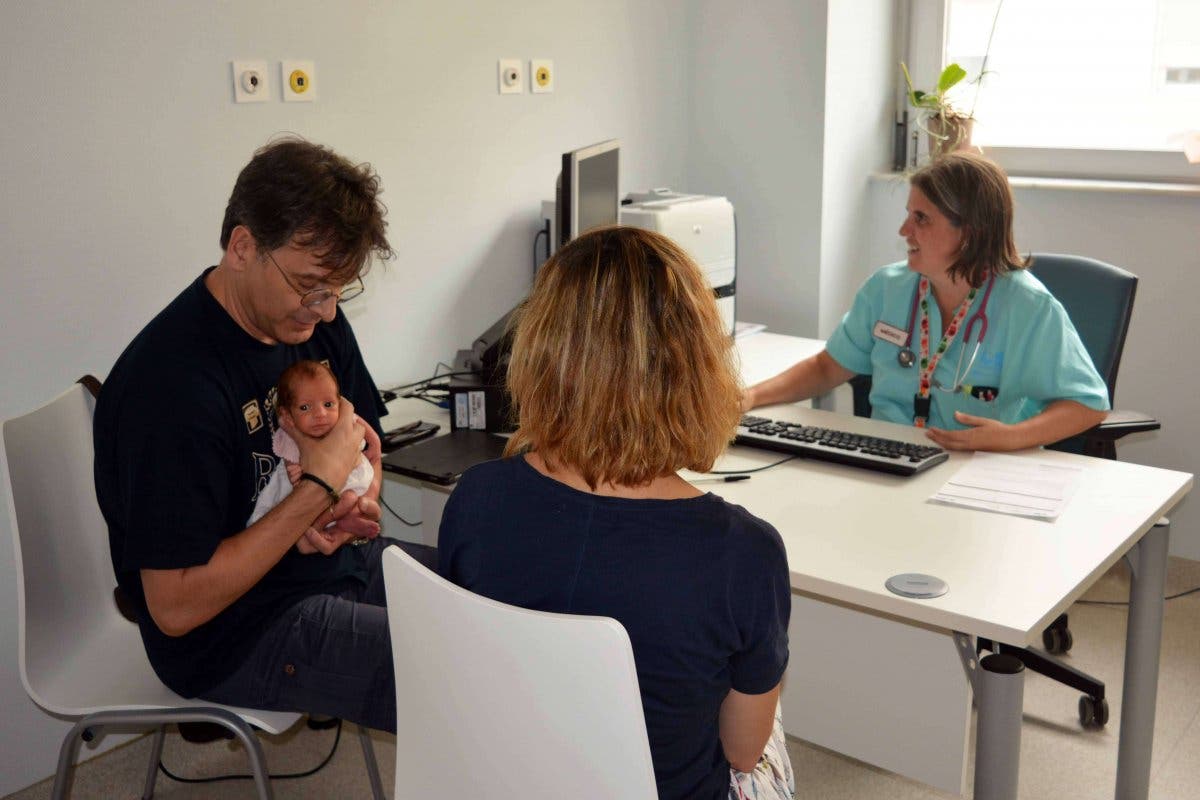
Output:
top-left (929, 452), bottom-right (1083, 520)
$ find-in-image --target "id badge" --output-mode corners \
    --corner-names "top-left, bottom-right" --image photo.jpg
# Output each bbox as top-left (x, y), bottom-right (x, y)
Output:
top-left (872, 320), bottom-right (907, 347)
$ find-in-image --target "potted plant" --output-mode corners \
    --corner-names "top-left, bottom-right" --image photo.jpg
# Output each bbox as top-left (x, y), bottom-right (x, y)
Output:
top-left (902, 61), bottom-right (975, 159)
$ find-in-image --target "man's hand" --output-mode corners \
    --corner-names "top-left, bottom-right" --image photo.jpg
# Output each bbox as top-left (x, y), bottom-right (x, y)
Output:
top-left (294, 490), bottom-right (382, 555)
top-left (926, 411), bottom-right (1020, 452)
top-left (360, 422), bottom-right (382, 464)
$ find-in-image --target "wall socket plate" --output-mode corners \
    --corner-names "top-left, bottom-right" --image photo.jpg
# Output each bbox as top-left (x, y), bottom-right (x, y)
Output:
top-left (498, 59), bottom-right (523, 94)
top-left (281, 60), bottom-right (316, 102)
top-left (232, 60), bottom-right (269, 103)
top-left (531, 59), bottom-right (554, 93)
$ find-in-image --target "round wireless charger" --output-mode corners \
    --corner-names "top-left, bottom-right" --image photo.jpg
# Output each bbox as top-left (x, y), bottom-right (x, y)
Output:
top-left (885, 573), bottom-right (948, 599)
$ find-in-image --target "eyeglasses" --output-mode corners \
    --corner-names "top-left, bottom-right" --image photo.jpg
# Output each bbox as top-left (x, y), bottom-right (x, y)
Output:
top-left (265, 250), bottom-right (364, 308)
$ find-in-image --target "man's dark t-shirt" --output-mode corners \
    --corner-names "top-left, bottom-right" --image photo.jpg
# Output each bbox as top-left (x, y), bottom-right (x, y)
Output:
top-left (94, 269), bottom-right (387, 697)
top-left (438, 456), bottom-right (791, 800)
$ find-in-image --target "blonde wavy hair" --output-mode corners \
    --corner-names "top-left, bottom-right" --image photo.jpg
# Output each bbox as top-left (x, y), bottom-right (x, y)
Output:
top-left (503, 225), bottom-right (742, 489)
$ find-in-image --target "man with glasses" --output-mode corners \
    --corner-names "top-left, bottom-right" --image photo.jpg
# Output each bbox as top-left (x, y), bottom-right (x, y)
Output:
top-left (95, 138), bottom-right (431, 734)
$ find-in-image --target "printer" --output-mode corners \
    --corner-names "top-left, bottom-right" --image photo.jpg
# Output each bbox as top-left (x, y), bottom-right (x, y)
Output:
top-left (619, 191), bottom-right (736, 335)
top-left (456, 191), bottom-right (738, 433)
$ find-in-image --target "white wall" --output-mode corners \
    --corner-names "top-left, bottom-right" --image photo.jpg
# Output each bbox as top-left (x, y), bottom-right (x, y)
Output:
top-left (4, 0), bottom-right (1195, 793)
top-left (819, 0), bottom-right (897, 337)
top-left (860, 180), bottom-right (1200, 558)
top-left (686, 0), bottom-right (829, 337)
top-left (0, 1), bottom-right (692, 792)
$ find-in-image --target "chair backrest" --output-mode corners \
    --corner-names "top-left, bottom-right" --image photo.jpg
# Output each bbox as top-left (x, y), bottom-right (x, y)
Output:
top-left (1, 379), bottom-right (133, 714)
top-left (1027, 253), bottom-right (1136, 405)
top-left (382, 545), bottom-right (658, 800)
top-left (850, 254), bottom-right (1137, 416)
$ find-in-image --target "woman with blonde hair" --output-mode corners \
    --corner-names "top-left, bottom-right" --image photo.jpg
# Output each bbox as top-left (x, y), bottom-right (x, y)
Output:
top-left (438, 226), bottom-right (794, 800)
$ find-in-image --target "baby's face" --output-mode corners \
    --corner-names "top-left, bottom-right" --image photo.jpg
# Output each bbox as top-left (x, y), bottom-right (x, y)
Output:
top-left (287, 374), bottom-right (340, 438)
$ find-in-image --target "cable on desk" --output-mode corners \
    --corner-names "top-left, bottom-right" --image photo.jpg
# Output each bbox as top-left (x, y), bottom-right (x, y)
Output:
top-left (383, 370), bottom-right (475, 395)
top-left (405, 393), bottom-right (449, 409)
top-left (381, 495), bottom-right (421, 527)
top-left (533, 228), bottom-right (547, 273)
top-left (707, 455), bottom-right (797, 475)
top-left (533, 218), bottom-right (551, 274)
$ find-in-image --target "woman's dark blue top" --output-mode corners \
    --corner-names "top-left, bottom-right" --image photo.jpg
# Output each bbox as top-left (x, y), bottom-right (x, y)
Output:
top-left (438, 455), bottom-right (790, 800)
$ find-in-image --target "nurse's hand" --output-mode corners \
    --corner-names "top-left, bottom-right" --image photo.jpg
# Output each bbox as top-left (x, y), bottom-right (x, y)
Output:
top-left (926, 411), bottom-right (1022, 452)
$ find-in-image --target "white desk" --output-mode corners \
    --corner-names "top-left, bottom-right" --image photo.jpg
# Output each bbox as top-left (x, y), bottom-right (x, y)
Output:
top-left (379, 332), bottom-right (827, 547)
top-left (381, 332), bottom-right (1191, 799)
top-left (707, 404), bottom-right (1190, 799)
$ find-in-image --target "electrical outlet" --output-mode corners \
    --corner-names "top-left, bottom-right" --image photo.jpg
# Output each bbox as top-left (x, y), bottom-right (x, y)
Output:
top-left (498, 59), bottom-right (523, 94)
top-left (281, 60), bottom-right (316, 102)
top-left (232, 60), bottom-right (269, 103)
top-left (531, 59), bottom-right (554, 93)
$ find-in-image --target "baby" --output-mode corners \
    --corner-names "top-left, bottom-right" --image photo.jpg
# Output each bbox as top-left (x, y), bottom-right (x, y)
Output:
top-left (247, 360), bottom-right (375, 538)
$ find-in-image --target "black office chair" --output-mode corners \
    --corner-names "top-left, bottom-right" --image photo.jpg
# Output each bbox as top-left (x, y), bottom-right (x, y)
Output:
top-left (849, 253), bottom-right (1160, 728)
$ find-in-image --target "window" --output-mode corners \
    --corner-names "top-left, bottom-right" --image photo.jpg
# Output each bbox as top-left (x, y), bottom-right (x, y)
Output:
top-left (937, 0), bottom-right (1200, 180)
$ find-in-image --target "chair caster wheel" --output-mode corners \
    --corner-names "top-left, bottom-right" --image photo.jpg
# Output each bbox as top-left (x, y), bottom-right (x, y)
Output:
top-left (1043, 626), bottom-right (1073, 654)
top-left (1079, 695), bottom-right (1109, 728)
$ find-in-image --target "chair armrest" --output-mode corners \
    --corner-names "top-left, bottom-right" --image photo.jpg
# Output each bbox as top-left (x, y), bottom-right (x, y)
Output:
top-left (1049, 409), bottom-right (1159, 458)
top-left (1092, 409), bottom-right (1160, 441)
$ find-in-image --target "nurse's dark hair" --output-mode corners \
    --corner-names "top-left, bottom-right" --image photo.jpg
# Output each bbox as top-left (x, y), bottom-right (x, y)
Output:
top-left (910, 152), bottom-right (1029, 287)
top-left (219, 136), bottom-right (393, 286)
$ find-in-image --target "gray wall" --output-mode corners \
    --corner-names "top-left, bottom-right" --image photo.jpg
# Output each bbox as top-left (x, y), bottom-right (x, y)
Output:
top-left (819, 0), bottom-right (897, 336)
top-left (686, 0), bottom-right (829, 337)
top-left (0, 1), bottom-right (693, 792)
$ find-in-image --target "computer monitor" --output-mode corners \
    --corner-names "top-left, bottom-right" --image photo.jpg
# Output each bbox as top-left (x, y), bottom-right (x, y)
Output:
top-left (556, 139), bottom-right (620, 249)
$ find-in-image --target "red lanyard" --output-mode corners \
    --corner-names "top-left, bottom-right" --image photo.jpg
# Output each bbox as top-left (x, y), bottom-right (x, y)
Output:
top-left (913, 278), bottom-right (978, 428)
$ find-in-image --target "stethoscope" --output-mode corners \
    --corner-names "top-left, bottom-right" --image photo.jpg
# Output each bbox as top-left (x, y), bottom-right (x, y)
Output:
top-left (897, 274), bottom-right (995, 392)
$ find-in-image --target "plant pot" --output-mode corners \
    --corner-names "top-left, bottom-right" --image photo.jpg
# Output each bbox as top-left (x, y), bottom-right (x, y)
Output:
top-left (927, 115), bottom-right (975, 159)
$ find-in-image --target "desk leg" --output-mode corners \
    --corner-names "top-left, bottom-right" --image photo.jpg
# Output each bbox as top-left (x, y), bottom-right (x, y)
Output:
top-left (1115, 519), bottom-right (1169, 800)
top-left (973, 653), bottom-right (1024, 800)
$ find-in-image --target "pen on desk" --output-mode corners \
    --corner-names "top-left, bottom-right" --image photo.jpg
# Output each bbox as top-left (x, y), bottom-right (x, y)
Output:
top-left (690, 475), bottom-right (751, 484)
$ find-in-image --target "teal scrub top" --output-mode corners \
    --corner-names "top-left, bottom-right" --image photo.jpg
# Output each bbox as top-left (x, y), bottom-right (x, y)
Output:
top-left (825, 263), bottom-right (1110, 430)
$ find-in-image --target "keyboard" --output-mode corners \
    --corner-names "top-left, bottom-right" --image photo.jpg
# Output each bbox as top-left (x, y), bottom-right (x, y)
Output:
top-left (736, 415), bottom-right (949, 477)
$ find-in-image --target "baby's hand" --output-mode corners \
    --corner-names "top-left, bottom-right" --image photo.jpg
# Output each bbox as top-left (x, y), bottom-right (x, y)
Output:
top-left (286, 461), bottom-right (303, 486)
top-left (295, 525), bottom-right (340, 554)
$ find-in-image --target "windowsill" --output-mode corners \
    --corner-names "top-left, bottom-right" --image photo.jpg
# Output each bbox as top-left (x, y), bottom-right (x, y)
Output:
top-left (1005, 175), bottom-right (1200, 197)
top-left (869, 171), bottom-right (1200, 198)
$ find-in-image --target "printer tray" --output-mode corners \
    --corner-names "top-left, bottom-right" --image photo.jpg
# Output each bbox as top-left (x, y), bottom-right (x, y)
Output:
top-left (381, 430), bottom-right (508, 486)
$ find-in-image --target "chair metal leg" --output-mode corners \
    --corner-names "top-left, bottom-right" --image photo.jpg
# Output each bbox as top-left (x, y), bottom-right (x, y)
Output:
top-left (358, 724), bottom-right (386, 800)
top-left (51, 719), bottom-right (92, 800)
top-left (141, 725), bottom-right (167, 799)
top-left (50, 707), bottom-right (275, 800)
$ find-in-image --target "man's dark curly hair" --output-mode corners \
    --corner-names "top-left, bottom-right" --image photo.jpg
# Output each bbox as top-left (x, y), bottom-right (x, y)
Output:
top-left (219, 137), bottom-right (393, 283)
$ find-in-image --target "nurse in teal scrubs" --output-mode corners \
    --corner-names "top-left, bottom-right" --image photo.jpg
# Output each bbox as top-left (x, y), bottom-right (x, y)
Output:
top-left (742, 152), bottom-right (1109, 452)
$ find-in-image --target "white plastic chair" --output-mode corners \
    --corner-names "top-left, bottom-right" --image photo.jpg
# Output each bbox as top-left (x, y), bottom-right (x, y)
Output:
top-left (1, 379), bottom-right (384, 799)
top-left (382, 544), bottom-right (658, 800)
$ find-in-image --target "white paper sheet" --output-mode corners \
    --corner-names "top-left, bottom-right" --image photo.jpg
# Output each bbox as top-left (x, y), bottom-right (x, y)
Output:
top-left (929, 452), bottom-right (1083, 520)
